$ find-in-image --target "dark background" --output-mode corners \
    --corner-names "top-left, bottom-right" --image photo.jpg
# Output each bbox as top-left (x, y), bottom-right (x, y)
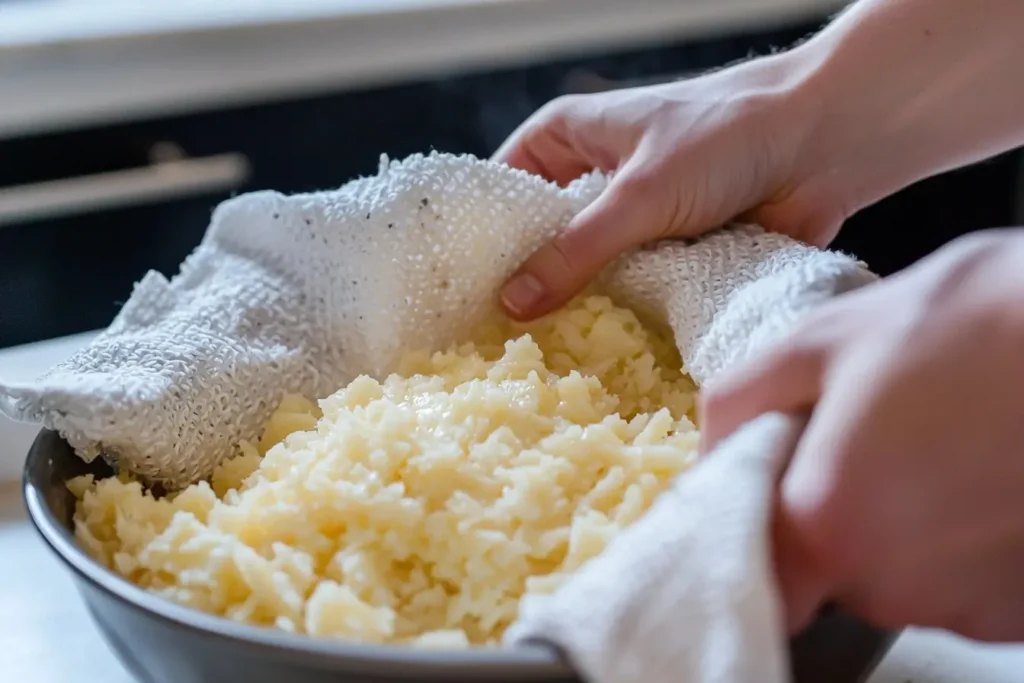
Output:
top-left (1, 15), bottom-right (1019, 349)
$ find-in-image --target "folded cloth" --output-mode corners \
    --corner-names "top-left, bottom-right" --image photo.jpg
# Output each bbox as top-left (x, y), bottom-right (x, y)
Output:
top-left (0, 152), bottom-right (877, 681)
top-left (507, 412), bottom-right (806, 683)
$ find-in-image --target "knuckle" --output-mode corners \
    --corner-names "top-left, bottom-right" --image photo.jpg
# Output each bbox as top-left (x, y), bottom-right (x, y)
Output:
top-left (515, 98), bottom-right (576, 142)
top-left (789, 210), bottom-right (844, 247)
top-left (702, 348), bottom-right (796, 412)
top-left (541, 230), bottom-right (585, 280)
top-left (605, 165), bottom-right (674, 234)
top-left (696, 390), bottom-right (728, 428)
top-left (607, 174), bottom-right (651, 205)
top-left (779, 334), bottom-right (821, 365)
top-left (758, 335), bottom-right (824, 382)
top-left (614, 163), bottom-right (662, 195)
top-left (549, 232), bottom-right (576, 268)
top-left (783, 311), bottom-right (843, 358)
top-left (538, 94), bottom-right (586, 123)
top-left (699, 369), bottom-right (750, 414)
top-left (554, 93), bottom-right (588, 111)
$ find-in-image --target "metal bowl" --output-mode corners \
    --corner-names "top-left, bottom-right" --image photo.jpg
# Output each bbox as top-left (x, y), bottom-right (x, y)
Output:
top-left (23, 429), bottom-right (898, 683)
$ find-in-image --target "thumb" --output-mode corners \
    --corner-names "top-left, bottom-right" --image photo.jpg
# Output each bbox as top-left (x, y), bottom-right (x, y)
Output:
top-left (501, 156), bottom-right (669, 320)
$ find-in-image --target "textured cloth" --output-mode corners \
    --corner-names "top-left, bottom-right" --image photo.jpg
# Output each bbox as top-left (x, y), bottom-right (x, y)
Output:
top-left (507, 412), bottom-right (806, 683)
top-left (0, 151), bottom-right (876, 681)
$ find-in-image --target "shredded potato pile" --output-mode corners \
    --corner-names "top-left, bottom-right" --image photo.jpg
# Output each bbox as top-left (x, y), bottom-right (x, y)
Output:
top-left (69, 296), bottom-right (700, 647)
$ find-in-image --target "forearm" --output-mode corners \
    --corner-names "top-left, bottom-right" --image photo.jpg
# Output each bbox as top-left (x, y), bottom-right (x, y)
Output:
top-left (788, 0), bottom-right (1024, 213)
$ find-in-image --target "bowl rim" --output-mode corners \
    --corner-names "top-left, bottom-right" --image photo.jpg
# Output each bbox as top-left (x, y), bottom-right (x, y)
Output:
top-left (22, 428), bottom-right (574, 678)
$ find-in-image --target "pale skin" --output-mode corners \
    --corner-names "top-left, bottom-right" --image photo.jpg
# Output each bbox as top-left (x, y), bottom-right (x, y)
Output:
top-left (495, 0), bottom-right (1024, 641)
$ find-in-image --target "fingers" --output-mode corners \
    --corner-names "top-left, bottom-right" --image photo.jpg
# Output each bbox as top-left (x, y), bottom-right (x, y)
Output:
top-left (699, 338), bottom-right (825, 455)
top-left (496, 94), bottom-right (683, 319)
top-left (494, 127), bottom-right (593, 187)
top-left (772, 505), bottom-right (833, 634)
top-left (772, 389), bottom-right (862, 635)
top-left (837, 522), bottom-right (1024, 640)
top-left (496, 95), bottom-right (679, 319)
top-left (492, 97), bottom-right (605, 186)
top-left (501, 153), bottom-right (668, 319)
top-left (695, 335), bottom-right (832, 632)
top-left (754, 410), bottom-right (831, 634)
top-left (742, 201), bottom-right (843, 249)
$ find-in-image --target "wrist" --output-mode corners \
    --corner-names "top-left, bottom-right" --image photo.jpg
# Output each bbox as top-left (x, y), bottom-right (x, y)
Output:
top-left (724, 45), bottom-right (870, 223)
top-left (768, 37), bottom-right (907, 221)
top-left (778, 0), bottom-right (1024, 221)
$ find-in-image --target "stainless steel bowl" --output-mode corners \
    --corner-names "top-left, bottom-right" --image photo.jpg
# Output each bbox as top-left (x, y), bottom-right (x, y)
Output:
top-left (23, 429), bottom-right (898, 683)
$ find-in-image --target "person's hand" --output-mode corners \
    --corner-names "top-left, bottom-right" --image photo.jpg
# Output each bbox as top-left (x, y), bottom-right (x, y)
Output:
top-left (497, 0), bottom-right (1024, 322)
top-left (494, 52), bottom-right (855, 320)
top-left (700, 229), bottom-right (1024, 641)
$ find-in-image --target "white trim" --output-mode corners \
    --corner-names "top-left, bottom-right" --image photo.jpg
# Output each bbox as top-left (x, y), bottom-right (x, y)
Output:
top-left (0, 153), bottom-right (250, 226)
top-left (0, 0), bottom-right (845, 139)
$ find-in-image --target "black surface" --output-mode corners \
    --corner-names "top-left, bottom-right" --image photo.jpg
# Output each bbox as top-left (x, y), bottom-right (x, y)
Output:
top-left (24, 429), bottom-right (897, 683)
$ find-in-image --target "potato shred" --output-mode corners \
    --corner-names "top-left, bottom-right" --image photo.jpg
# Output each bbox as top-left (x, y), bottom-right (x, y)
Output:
top-left (69, 296), bottom-right (700, 647)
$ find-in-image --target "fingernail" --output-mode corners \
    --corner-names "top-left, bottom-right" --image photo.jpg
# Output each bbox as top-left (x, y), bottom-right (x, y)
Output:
top-left (502, 272), bottom-right (546, 316)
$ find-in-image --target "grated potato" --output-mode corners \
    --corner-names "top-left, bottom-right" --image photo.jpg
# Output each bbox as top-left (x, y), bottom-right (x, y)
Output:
top-left (68, 295), bottom-right (700, 647)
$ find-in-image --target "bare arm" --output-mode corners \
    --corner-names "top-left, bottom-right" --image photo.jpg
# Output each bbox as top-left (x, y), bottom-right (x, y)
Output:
top-left (791, 0), bottom-right (1024, 216)
top-left (496, 0), bottom-right (1024, 319)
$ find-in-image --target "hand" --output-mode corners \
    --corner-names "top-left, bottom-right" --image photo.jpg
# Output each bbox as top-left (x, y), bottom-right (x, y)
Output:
top-left (493, 56), bottom-right (844, 319)
top-left (494, 52), bottom-right (852, 320)
top-left (700, 229), bottom-right (1024, 641)
top-left (496, 0), bottom-right (1024, 322)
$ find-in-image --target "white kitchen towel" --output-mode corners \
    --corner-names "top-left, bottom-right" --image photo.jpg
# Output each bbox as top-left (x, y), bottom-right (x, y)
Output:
top-left (507, 411), bottom-right (807, 683)
top-left (0, 151), bottom-right (876, 682)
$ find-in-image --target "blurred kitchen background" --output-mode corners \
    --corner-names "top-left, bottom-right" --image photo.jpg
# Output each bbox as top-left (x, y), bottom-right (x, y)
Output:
top-left (1, 0), bottom-right (1022, 475)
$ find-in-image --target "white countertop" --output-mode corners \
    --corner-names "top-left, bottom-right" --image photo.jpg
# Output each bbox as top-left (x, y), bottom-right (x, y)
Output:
top-left (0, 0), bottom-right (845, 139)
top-left (2, 485), bottom-right (1024, 683)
